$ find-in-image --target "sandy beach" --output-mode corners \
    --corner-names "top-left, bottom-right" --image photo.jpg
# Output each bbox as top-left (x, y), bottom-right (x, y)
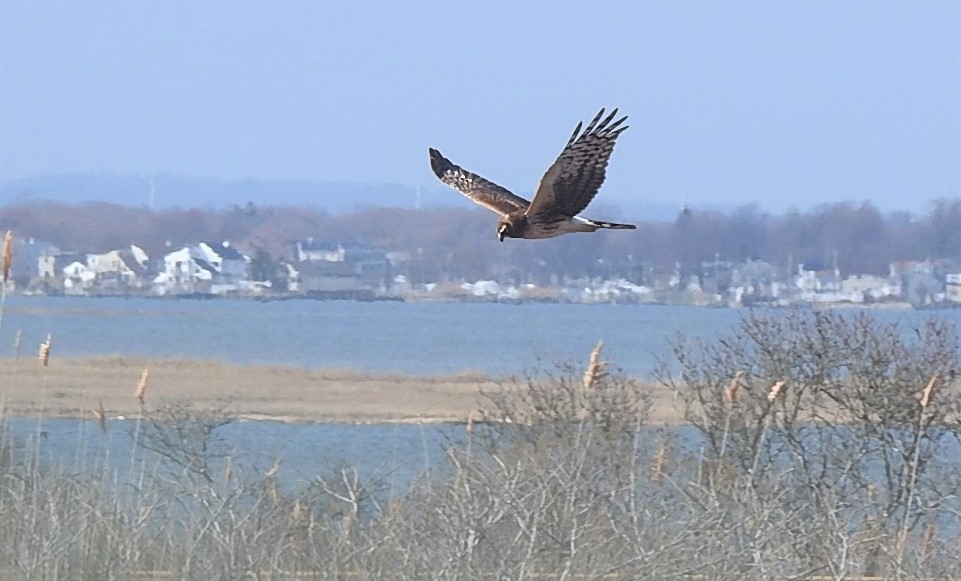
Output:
top-left (0, 356), bottom-right (682, 424)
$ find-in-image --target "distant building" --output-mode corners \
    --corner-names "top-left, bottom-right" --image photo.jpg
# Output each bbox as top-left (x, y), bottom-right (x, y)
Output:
top-left (34, 245), bottom-right (149, 295)
top-left (295, 261), bottom-right (364, 292)
top-left (10, 238), bottom-right (61, 285)
top-left (945, 272), bottom-right (961, 303)
top-left (196, 241), bottom-right (248, 292)
top-left (292, 238), bottom-right (391, 293)
top-left (86, 246), bottom-right (150, 291)
top-left (294, 239), bottom-right (345, 262)
top-left (896, 261), bottom-right (942, 307)
top-left (152, 242), bottom-right (248, 295)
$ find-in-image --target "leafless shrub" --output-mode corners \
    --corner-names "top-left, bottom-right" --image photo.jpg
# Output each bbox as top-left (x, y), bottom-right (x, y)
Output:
top-left (135, 399), bottom-right (234, 485)
top-left (656, 307), bottom-right (961, 579)
top-left (482, 349), bottom-right (650, 443)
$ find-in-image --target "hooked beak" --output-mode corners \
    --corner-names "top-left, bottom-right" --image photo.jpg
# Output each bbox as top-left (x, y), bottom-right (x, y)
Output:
top-left (497, 225), bottom-right (507, 242)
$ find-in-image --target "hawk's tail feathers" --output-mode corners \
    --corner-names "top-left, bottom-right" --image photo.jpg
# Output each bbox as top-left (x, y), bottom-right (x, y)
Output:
top-left (588, 219), bottom-right (636, 230)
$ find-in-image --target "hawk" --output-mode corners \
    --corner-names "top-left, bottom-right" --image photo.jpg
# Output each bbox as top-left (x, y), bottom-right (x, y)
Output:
top-left (429, 108), bottom-right (636, 241)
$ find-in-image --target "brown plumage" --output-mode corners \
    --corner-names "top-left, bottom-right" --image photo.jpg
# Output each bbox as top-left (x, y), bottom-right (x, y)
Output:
top-left (429, 108), bottom-right (636, 241)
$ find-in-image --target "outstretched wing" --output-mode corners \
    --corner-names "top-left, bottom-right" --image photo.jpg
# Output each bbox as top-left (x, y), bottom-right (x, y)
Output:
top-left (429, 148), bottom-right (530, 215)
top-left (526, 108), bottom-right (628, 219)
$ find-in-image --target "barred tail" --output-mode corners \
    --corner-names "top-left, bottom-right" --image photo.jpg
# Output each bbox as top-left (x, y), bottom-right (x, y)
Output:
top-left (588, 219), bottom-right (636, 230)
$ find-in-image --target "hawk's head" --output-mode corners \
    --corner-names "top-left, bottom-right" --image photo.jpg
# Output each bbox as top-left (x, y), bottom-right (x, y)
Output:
top-left (496, 218), bottom-right (512, 242)
top-left (497, 215), bottom-right (527, 242)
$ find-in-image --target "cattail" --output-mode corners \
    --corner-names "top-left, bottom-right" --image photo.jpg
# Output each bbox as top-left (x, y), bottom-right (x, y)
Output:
top-left (92, 398), bottom-right (107, 434)
top-left (37, 333), bottom-right (52, 367)
top-left (133, 368), bottom-right (149, 405)
top-left (384, 499), bottom-right (402, 517)
top-left (920, 373), bottom-right (939, 408)
top-left (921, 520), bottom-right (938, 559)
top-left (725, 371), bottom-right (745, 406)
top-left (767, 380), bottom-right (786, 403)
top-left (265, 458), bottom-right (281, 502)
top-left (650, 439), bottom-right (669, 483)
top-left (291, 500), bottom-right (305, 525)
top-left (265, 457), bottom-right (281, 479)
top-left (2, 231), bottom-right (12, 284)
top-left (583, 340), bottom-right (608, 389)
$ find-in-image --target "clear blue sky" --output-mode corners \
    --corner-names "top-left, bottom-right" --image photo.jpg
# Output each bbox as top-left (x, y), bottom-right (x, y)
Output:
top-left (1, 1), bottom-right (958, 212)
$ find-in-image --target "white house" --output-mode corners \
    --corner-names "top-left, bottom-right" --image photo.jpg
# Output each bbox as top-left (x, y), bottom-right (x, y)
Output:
top-left (294, 239), bottom-right (345, 262)
top-left (196, 242), bottom-right (248, 292)
top-left (945, 272), bottom-right (961, 303)
top-left (153, 247), bottom-right (212, 295)
top-left (153, 242), bottom-right (248, 295)
top-left (86, 246), bottom-right (150, 289)
top-left (62, 259), bottom-right (96, 294)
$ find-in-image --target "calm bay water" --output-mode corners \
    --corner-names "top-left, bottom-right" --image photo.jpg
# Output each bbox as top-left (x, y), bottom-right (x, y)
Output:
top-left (1, 295), bottom-right (947, 376)
top-left (0, 295), bottom-right (750, 375)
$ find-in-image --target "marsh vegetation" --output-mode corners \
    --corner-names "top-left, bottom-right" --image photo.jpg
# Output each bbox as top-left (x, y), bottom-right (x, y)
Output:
top-left (1, 309), bottom-right (960, 579)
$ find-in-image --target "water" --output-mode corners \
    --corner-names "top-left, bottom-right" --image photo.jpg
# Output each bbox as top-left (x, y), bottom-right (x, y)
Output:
top-left (0, 295), bottom-right (752, 375)
top-left (3, 296), bottom-right (949, 375)
top-left (6, 416), bottom-right (466, 492)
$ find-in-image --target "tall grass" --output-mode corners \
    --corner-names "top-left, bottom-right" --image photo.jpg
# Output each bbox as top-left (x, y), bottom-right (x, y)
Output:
top-left (1, 309), bottom-right (961, 579)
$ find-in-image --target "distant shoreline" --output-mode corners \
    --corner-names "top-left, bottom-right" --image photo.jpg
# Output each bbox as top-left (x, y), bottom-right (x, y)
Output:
top-left (3, 291), bottom-right (929, 311)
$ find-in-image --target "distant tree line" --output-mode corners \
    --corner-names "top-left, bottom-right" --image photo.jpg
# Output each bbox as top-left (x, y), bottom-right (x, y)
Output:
top-left (1, 198), bottom-right (960, 283)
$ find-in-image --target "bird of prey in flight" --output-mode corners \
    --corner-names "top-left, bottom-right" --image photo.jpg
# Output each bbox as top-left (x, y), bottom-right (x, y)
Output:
top-left (429, 108), bottom-right (636, 241)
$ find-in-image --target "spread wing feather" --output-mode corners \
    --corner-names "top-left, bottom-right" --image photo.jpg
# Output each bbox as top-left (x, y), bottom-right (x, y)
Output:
top-left (527, 108), bottom-right (628, 219)
top-left (429, 148), bottom-right (530, 215)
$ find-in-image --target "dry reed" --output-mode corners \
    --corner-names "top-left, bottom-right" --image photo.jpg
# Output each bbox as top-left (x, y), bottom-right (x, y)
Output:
top-left (583, 340), bottom-right (608, 389)
top-left (134, 368), bottom-right (149, 405)
top-left (1, 230), bottom-right (12, 284)
top-left (650, 438), bottom-right (668, 483)
top-left (724, 371), bottom-right (744, 406)
top-left (921, 520), bottom-right (938, 561)
top-left (466, 409), bottom-right (476, 435)
top-left (920, 373), bottom-right (938, 408)
top-left (93, 398), bottom-right (107, 434)
top-left (897, 373), bottom-right (943, 567)
top-left (265, 458), bottom-right (281, 502)
top-left (37, 333), bottom-right (52, 367)
top-left (719, 371), bottom-right (745, 458)
top-left (0, 232), bottom-right (12, 349)
top-left (14, 328), bottom-right (21, 361)
top-left (265, 457), bottom-right (281, 479)
top-left (291, 500), bottom-right (305, 525)
top-left (767, 380), bottom-right (786, 402)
